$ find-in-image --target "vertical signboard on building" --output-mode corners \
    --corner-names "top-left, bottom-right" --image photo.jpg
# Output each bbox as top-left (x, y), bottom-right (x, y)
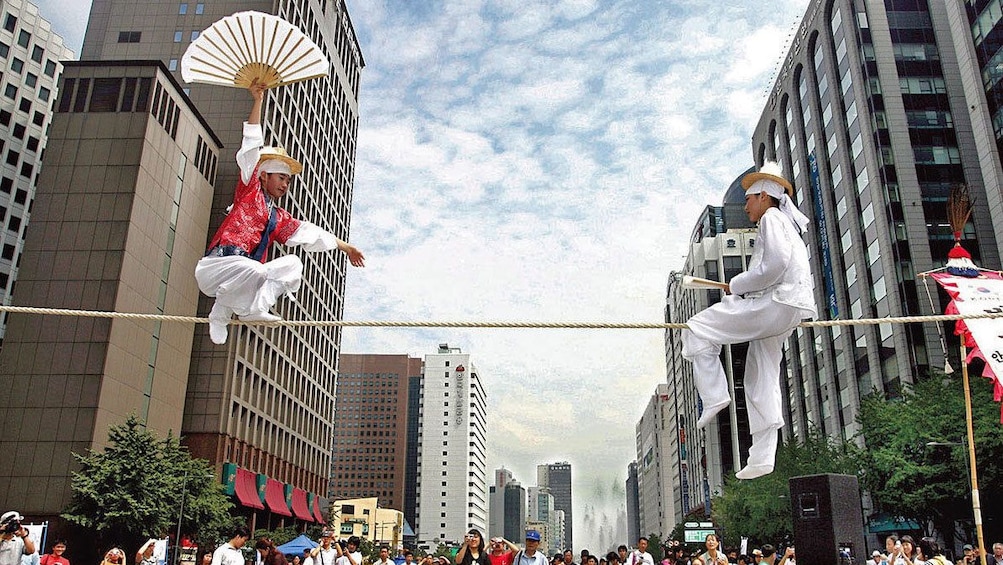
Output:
top-left (808, 152), bottom-right (838, 318)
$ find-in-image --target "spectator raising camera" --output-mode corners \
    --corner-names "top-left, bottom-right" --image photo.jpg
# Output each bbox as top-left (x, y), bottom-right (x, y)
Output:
top-left (0, 511), bottom-right (35, 565)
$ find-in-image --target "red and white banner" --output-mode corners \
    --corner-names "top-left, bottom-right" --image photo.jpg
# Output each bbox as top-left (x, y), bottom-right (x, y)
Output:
top-left (931, 271), bottom-right (1003, 419)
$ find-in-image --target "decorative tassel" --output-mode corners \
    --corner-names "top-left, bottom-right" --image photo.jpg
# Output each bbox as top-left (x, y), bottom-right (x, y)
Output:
top-left (946, 184), bottom-right (979, 277)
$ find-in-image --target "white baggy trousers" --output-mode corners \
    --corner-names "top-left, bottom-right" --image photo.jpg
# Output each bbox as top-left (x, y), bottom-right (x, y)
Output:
top-left (681, 293), bottom-right (802, 467)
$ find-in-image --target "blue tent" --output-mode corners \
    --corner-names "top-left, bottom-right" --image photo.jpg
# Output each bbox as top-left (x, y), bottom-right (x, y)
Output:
top-left (277, 535), bottom-right (318, 557)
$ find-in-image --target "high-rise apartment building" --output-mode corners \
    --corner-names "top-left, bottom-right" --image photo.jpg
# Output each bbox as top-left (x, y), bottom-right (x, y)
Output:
top-left (0, 0), bottom-right (74, 342)
top-left (528, 486), bottom-right (562, 551)
top-left (332, 354), bottom-right (421, 512)
top-left (536, 462), bottom-right (572, 549)
top-left (80, 0), bottom-right (365, 510)
top-left (662, 175), bottom-right (756, 522)
top-left (0, 60), bottom-right (221, 514)
top-left (415, 344), bottom-right (488, 546)
top-left (751, 0), bottom-right (1001, 451)
top-left (634, 384), bottom-right (678, 539)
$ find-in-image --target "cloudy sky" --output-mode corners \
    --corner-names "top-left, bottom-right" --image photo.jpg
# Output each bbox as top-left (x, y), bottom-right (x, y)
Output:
top-left (49, 0), bottom-right (808, 551)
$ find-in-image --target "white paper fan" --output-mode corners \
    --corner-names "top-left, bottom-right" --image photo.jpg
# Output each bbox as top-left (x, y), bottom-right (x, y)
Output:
top-left (181, 11), bottom-right (329, 89)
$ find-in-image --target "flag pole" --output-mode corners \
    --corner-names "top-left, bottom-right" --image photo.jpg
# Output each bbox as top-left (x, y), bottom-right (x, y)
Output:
top-left (961, 342), bottom-right (987, 565)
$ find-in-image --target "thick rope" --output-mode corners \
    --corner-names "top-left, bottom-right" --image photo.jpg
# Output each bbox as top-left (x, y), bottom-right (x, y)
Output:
top-left (1, 304), bottom-right (1002, 330)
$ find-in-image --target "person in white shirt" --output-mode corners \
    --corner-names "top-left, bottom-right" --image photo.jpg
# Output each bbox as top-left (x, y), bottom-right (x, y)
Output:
top-left (334, 538), bottom-right (361, 565)
top-left (627, 538), bottom-right (654, 565)
top-left (210, 526), bottom-right (250, 565)
top-left (515, 532), bottom-right (548, 565)
top-left (311, 532), bottom-right (339, 565)
top-left (374, 548), bottom-right (394, 565)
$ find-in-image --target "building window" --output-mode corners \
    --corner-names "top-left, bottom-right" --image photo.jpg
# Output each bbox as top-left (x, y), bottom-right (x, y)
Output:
top-left (179, 3), bottom-right (188, 14)
top-left (168, 58), bottom-right (178, 71)
top-left (25, 136), bottom-right (37, 152)
top-left (10, 57), bottom-right (23, 74)
top-left (30, 45), bottom-right (42, 63)
top-left (90, 78), bottom-right (121, 112)
top-left (16, 30), bottom-right (29, 48)
top-left (196, 3), bottom-right (204, 14)
top-left (3, 84), bottom-right (16, 100)
top-left (24, 73), bottom-right (35, 87)
top-left (0, 109), bottom-right (9, 126)
top-left (31, 111), bottom-right (42, 126)
top-left (38, 86), bottom-right (49, 102)
top-left (19, 161), bottom-right (32, 178)
top-left (12, 189), bottom-right (24, 205)
top-left (43, 60), bottom-right (55, 77)
top-left (3, 14), bottom-right (16, 33)
top-left (117, 31), bottom-right (142, 43)
top-left (12, 123), bottom-right (23, 139)
top-left (173, 31), bottom-right (183, 42)
top-left (190, 31), bottom-right (200, 41)
top-left (0, 42), bottom-right (8, 58)
top-left (18, 97), bottom-right (29, 113)
top-left (1, 243), bottom-right (13, 260)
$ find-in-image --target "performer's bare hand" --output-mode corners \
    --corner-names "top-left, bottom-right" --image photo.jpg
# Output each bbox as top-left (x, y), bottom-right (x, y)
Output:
top-left (343, 244), bottom-right (365, 267)
top-left (723, 283), bottom-right (731, 294)
top-left (249, 79), bottom-right (267, 102)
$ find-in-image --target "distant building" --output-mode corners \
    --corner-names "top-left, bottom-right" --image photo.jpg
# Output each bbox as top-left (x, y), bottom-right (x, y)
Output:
top-left (635, 384), bottom-right (677, 538)
top-left (625, 462), bottom-right (640, 544)
top-left (332, 497), bottom-right (406, 549)
top-left (415, 344), bottom-right (488, 546)
top-left (537, 462), bottom-right (572, 549)
top-left (332, 355), bottom-right (422, 513)
top-left (0, 0), bottom-right (74, 341)
top-left (503, 481), bottom-right (526, 542)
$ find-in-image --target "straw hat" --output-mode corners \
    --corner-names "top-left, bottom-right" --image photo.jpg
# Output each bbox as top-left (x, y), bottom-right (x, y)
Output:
top-left (258, 147), bottom-right (303, 175)
top-left (741, 161), bottom-right (793, 197)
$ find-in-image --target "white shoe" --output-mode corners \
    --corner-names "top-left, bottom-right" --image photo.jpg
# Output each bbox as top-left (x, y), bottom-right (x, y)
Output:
top-left (238, 312), bottom-right (282, 323)
top-left (208, 302), bottom-right (233, 345)
top-left (696, 399), bottom-right (730, 429)
top-left (735, 464), bottom-right (774, 480)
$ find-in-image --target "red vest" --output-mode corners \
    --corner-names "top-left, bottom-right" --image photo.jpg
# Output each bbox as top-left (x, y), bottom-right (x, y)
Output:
top-left (207, 166), bottom-right (300, 263)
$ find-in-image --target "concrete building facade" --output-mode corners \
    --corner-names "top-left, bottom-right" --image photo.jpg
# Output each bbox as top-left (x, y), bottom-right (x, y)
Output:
top-left (415, 344), bottom-right (488, 546)
top-left (0, 60), bottom-right (221, 513)
top-left (79, 0), bottom-right (365, 510)
top-left (625, 462), bottom-right (640, 545)
top-left (0, 0), bottom-right (74, 341)
top-left (332, 354), bottom-right (422, 512)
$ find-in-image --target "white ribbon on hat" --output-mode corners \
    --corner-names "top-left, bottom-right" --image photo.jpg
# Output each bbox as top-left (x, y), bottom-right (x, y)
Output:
top-left (259, 159), bottom-right (292, 176)
top-left (746, 179), bottom-right (810, 233)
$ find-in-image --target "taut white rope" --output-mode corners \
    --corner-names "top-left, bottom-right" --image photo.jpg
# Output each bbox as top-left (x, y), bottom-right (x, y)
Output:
top-left (2, 304), bottom-right (1003, 330)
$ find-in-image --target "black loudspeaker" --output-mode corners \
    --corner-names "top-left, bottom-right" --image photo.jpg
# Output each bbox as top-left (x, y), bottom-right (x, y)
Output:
top-left (789, 474), bottom-right (866, 565)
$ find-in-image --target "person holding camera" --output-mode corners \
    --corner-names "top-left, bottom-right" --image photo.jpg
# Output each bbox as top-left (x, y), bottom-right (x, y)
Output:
top-left (0, 512), bottom-right (35, 565)
top-left (333, 537), bottom-right (361, 565)
top-left (309, 532), bottom-right (337, 565)
top-left (456, 530), bottom-right (490, 565)
top-left (488, 537), bottom-right (519, 565)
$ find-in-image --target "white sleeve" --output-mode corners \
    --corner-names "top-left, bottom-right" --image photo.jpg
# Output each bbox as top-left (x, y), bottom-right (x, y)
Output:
top-left (729, 210), bottom-right (792, 296)
top-left (285, 220), bottom-right (342, 252)
top-left (237, 122), bottom-right (264, 184)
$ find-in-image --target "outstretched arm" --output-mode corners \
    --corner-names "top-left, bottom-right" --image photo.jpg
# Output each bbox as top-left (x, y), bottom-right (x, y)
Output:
top-left (237, 81), bottom-right (267, 184)
top-left (283, 221), bottom-right (365, 266)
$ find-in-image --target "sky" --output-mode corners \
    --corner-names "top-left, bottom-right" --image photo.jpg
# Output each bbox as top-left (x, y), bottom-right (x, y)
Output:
top-left (46, 0), bottom-right (809, 552)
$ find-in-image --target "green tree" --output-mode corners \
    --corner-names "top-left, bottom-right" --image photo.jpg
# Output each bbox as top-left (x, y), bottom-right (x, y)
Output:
top-left (857, 375), bottom-right (1003, 545)
top-left (644, 534), bottom-right (663, 563)
top-left (62, 415), bottom-right (237, 552)
top-left (711, 428), bottom-right (859, 548)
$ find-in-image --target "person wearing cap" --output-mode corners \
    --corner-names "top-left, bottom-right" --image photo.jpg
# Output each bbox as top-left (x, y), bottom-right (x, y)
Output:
top-left (309, 531), bottom-right (337, 565)
top-left (195, 79), bottom-right (366, 344)
top-left (955, 544), bottom-right (975, 565)
top-left (135, 541), bottom-right (158, 565)
top-left (874, 550), bottom-right (887, 565)
top-left (514, 532), bottom-right (547, 565)
top-left (0, 511), bottom-right (34, 565)
top-left (680, 162), bottom-right (815, 479)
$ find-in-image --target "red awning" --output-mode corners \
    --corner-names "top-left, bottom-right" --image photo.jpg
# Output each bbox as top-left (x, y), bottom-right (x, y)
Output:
top-left (312, 495), bottom-right (326, 524)
top-left (291, 488), bottom-right (313, 522)
top-left (235, 468), bottom-right (264, 510)
top-left (265, 478), bottom-right (292, 516)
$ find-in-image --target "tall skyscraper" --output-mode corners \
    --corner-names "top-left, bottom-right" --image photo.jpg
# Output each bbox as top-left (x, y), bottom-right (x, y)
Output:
top-left (0, 60), bottom-right (220, 514)
top-left (634, 384), bottom-right (678, 539)
top-left (663, 175), bottom-right (757, 520)
top-left (503, 481), bottom-right (526, 542)
top-left (0, 0), bottom-right (74, 341)
top-left (79, 0), bottom-right (365, 509)
top-left (751, 0), bottom-right (1001, 453)
top-left (537, 462), bottom-right (572, 549)
top-left (415, 344), bottom-right (488, 546)
top-left (332, 354), bottom-right (422, 512)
